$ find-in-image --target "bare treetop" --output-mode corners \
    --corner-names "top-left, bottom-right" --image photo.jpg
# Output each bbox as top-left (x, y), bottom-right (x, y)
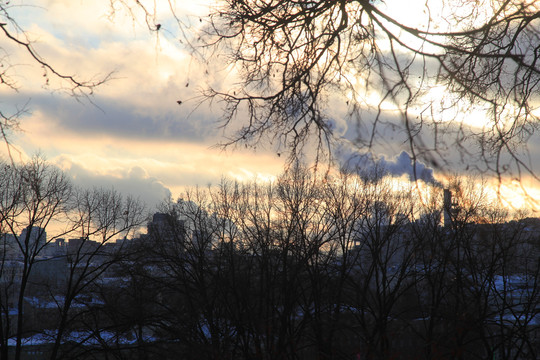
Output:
top-left (197, 0), bottom-right (540, 180)
top-left (2, 1), bottom-right (540, 185)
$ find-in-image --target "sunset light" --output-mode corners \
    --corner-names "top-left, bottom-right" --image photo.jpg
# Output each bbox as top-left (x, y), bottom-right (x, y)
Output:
top-left (2, 1), bottom-right (540, 357)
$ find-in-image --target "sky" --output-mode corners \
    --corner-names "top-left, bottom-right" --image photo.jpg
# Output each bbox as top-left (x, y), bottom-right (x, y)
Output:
top-left (1, 0), bottom-right (539, 213)
top-left (1, 0), bottom-right (292, 210)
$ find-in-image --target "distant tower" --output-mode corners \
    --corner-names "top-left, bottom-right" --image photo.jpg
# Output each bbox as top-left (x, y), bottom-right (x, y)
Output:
top-left (443, 189), bottom-right (457, 228)
top-left (147, 212), bottom-right (185, 243)
top-left (19, 226), bottom-right (47, 251)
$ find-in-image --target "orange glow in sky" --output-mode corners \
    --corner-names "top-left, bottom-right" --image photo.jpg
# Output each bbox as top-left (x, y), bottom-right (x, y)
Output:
top-left (1, 0), bottom-right (538, 214)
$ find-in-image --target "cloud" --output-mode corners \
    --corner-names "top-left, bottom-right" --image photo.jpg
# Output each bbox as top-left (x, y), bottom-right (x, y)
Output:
top-left (10, 133), bottom-right (286, 205)
top-left (0, 1), bottom-right (237, 147)
top-left (56, 156), bottom-right (171, 211)
top-left (5, 0), bottom-right (536, 208)
top-left (11, 93), bottom-right (220, 143)
top-left (336, 141), bottom-right (440, 185)
top-left (324, 117), bottom-right (348, 138)
top-left (383, 151), bottom-right (439, 185)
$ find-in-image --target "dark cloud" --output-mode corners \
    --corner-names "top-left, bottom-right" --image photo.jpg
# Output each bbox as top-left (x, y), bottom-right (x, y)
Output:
top-left (9, 92), bottom-right (220, 143)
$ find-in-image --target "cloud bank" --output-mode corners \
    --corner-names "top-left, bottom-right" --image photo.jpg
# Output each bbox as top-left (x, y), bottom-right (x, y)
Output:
top-left (56, 157), bottom-right (171, 211)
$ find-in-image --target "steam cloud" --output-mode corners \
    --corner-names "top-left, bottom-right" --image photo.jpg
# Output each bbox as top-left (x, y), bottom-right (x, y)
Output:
top-left (337, 144), bottom-right (440, 185)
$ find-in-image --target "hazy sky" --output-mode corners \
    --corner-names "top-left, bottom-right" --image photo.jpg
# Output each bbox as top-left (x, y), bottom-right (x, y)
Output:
top-left (1, 0), bottom-right (292, 210)
top-left (1, 0), bottom-right (539, 211)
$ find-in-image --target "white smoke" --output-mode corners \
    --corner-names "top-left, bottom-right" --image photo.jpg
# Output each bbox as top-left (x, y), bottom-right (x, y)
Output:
top-left (337, 142), bottom-right (440, 185)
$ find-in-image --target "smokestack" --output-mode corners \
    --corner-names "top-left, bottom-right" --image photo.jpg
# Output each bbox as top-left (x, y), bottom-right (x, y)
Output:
top-left (443, 189), bottom-right (454, 228)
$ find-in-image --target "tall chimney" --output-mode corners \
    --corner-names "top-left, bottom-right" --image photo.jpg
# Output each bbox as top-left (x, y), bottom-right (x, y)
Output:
top-left (443, 189), bottom-right (452, 228)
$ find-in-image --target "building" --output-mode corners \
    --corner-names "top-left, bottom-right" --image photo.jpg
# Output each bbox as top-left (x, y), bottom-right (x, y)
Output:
top-left (147, 212), bottom-right (185, 244)
top-left (19, 226), bottom-right (47, 253)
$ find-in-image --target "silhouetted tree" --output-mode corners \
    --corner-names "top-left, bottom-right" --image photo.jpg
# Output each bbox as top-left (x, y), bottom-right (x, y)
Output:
top-left (198, 0), bottom-right (540, 179)
top-left (410, 177), bottom-right (539, 359)
top-left (0, 156), bottom-right (73, 360)
top-left (48, 187), bottom-right (145, 360)
top-left (110, 168), bottom-right (540, 360)
top-left (0, 157), bottom-right (145, 360)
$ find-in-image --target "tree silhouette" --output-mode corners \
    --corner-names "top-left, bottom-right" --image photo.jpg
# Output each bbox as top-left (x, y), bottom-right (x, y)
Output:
top-left (0, 156), bottom-right (74, 360)
top-left (4, 1), bottom-right (540, 183)
top-left (196, 0), bottom-right (540, 181)
top-left (62, 166), bottom-right (538, 360)
top-left (0, 156), bottom-right (145, 360)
